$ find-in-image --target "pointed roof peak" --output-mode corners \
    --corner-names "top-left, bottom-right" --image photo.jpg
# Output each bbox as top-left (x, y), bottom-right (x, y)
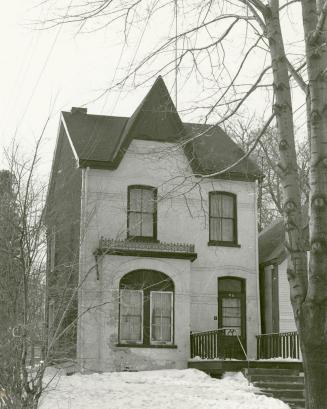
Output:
top-left (136, 75), bottom-right (177, 114)
top-left (111, 76), bottom-right (183, 155)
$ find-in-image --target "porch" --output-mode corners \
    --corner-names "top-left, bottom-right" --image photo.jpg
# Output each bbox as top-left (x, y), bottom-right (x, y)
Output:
top-left (188, 329), bottom-right (302, 376)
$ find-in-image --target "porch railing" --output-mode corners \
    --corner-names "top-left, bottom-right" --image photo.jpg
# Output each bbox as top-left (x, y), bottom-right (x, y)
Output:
top-left (256, 331), bottom-right (300, 360)
top-left (190, 328), bottom-right (246, 360)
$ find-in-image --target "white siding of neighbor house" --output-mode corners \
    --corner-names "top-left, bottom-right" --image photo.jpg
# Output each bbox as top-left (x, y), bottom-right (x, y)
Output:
top-left (278, 259), bottom-right (297, 333)
top-left (77, 139), bottom-right (260, 372)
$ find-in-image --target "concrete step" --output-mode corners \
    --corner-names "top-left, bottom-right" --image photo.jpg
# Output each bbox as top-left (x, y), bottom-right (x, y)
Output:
top-left (248, 374), bottom-right (304, 383)
top-left (244, 366), bottom-right (306, 408)
top-left (253, 381), bottom-right (304, 390)
top-left (246, 367), bottom-right (299, 376)
top-left (283, 397), bottom-right (306, 408)
top-left (260, 388), bottom-right (304, 399)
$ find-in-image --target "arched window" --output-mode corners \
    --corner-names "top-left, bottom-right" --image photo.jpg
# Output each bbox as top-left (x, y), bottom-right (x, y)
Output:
top-left (119, 270), bottom-right (174, 346)
top-left (127, 185), bottom-right (157, 240)
top-left (209, 192), bottom-right (238, 245)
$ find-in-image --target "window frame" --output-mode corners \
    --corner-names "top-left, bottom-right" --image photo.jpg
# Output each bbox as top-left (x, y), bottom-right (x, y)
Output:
top-left (208, 191), bottom-right (239, 247)
top-left (218, 276), bottom-right (246, 341)
top-left (119, 289), bottom-right (144, 345)
top-left (118, 270), bottom-right (175, 348)
top-left (127, 185), bottom-right (158, 241)
top-left (150, 291), bottom-right (174, 345)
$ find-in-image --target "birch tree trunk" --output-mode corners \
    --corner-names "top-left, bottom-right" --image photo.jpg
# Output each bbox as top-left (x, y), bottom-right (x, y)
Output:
top-left (266, 0), bottom-right (327, 407)
top-left (299, 0), bottom-right (327, 407)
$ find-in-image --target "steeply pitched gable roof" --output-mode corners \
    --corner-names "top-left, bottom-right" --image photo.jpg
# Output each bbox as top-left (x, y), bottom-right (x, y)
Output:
top-left (61, 76), bottom-right (262, 180)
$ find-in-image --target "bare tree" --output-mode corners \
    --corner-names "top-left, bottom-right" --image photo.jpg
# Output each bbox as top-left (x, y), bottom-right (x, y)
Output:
top-left (0, 138), bottom-right (47, 408)
top-left (230, 122), bottom-right (310, 229)
top-left (0, 136), bottom-right (82, 408)
top-left (40, 0), bottom-right (327, 406)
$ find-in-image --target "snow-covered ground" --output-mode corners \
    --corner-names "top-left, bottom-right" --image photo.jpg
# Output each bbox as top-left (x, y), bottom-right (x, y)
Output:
top-left (39, 368), bottom-right (290, 409)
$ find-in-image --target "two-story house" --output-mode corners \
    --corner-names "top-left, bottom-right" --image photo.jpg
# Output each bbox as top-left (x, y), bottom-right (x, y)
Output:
top-left (45, 76), bottom-right (262, 372)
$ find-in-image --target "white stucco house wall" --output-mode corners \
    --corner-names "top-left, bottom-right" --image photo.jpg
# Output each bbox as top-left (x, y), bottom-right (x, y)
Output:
top-left (46, 76), bottom-right (262, 372)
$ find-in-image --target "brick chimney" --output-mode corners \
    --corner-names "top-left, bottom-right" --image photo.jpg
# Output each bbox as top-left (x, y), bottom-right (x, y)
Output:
top-left (71, 107), bottom-right (87, 114)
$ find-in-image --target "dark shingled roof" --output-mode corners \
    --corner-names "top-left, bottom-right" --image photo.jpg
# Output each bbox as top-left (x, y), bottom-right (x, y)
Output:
top-left (183, 123), bottom-right (260, 178)
top-left (62, 112), bottom-right (128, 162)
top-left (61, 76), bottom-right (262, 180)
top-left (258, 213), bottom-right (309, 265)
top-left (258, 219), bottom-right (286, 265)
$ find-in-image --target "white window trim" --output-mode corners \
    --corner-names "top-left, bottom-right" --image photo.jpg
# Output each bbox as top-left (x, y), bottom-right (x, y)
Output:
top-left (150, 291), bottom-right (174, 345)
top-left (119, 289), bottom-right (144, 344)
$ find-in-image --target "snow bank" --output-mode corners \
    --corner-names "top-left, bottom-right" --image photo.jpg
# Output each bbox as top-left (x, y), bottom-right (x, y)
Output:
top-left (39, 368), bottom-right (290, 409)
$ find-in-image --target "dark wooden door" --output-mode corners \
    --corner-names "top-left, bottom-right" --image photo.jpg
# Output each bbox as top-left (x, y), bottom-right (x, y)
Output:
top-left (218, 277), bottom-right (246, 360)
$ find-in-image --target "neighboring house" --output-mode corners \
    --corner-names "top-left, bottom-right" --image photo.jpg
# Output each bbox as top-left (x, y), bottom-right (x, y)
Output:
top-left (258, 218), bottom-right (308, 335)
top-left (45, 76), bottom-right (262, 372)
top-left (258, 220), bottom-right (294, 334)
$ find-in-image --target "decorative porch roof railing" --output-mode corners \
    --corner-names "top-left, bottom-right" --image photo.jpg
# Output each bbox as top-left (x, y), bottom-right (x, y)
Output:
top-left (95, 237), bottom-right (197, 261)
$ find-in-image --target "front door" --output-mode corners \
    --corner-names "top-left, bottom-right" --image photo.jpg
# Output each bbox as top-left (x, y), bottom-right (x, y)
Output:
top-left (218, 277), bottom-right (246, 359)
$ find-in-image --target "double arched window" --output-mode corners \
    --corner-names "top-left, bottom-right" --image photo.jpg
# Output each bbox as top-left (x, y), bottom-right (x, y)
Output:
top-left (119, 270), bottom-right (174, 346)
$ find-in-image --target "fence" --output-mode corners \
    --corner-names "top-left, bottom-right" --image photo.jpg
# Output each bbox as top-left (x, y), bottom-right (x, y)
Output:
top-left (256, 331), bottom-right (300, 360)
top-left (190, 328), bottom-right (246, 360)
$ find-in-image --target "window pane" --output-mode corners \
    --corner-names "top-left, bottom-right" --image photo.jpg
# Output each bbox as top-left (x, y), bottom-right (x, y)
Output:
top-left (222, 195), bottom-right (234, 217)
top-left (210, 194), bottom-right (221, 217)
top-left (129, 212), bottom-right (142, 236)
top-left (222, 298), bottom-right (240, 308)
top-left (151, 292), bottom-right (172, 342)
top-left (130, 189), bottom-right (142, 211)
top-left (222, 297), bottom-right (241, 335)
top-left (219, 278), bottom-right (242, 293)
top-left (222, 219), bottom-right (234, 242)
top-left (141, 213), bottom-right (154, 237)
top-left (142, 189), bottom-right (155, 212)
top-left (120, 290), bottom-right (143, 342)
top-left (210, 218), bottom-right (221, 241)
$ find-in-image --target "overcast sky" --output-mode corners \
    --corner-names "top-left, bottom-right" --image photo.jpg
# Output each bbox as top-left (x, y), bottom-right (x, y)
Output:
top-left (0, 1), bottom-right (306, 181)
top-left (1, 1), bottom-right (147, 179)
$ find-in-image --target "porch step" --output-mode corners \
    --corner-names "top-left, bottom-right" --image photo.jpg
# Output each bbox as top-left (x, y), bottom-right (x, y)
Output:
top-left (253, 381), bottom-right (304, 390)
top-left (244, 367), bottom-right (305, 408)
top-left (283, 398), bottom-right (306, 409)
top-left (248, 374), bottom-right (304, 383)
top-left (246, 367), bottom-right (299, 376)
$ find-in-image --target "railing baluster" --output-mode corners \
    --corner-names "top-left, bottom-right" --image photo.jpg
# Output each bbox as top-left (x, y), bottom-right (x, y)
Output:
top-left (255, 331), bottom-right (300, 360)
top-left (191, 329), bottom-right (301, 362)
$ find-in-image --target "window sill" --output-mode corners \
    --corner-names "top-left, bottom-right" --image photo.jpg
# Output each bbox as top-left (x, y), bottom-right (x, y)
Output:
top-left (208, 241), bottom-right (241, 248)
top-left (116, 343), bottom-right (177, 349)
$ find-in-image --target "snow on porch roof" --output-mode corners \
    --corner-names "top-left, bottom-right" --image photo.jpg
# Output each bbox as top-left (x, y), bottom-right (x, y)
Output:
top-left (61, 76), bottom-right (262, 181)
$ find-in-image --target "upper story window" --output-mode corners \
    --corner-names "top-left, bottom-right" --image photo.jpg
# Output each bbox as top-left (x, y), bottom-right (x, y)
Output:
top-left (127, 186), bottom-right (157, 240)
top-left (209, 192), bottom-right (238, 246)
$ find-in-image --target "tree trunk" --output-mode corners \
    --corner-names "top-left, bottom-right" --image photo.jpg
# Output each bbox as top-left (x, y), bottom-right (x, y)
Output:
top-left (301, 335), bottom-right (327, 407)
top-left (265, 0), bottom-right (308, 306)
top-left (299, 0), bottom-right (327, 407)
top-left (264, 1), bottom-right (327, 407)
